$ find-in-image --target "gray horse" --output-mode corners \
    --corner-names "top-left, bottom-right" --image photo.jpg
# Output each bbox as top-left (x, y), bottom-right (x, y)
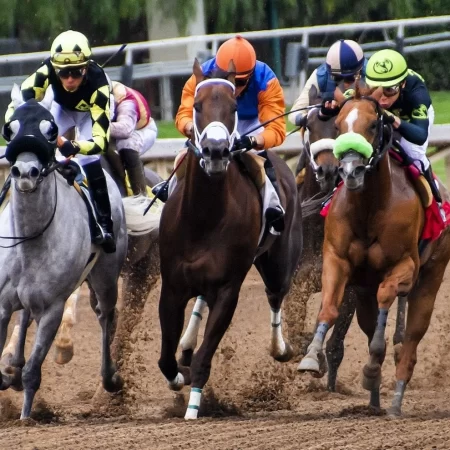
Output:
top-left (0, 86), bottom-right (128, 419)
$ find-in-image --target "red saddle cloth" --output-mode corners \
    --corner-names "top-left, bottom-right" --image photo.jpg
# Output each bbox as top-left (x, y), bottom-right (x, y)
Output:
top-left (320, 153), bottom-right (450, 243)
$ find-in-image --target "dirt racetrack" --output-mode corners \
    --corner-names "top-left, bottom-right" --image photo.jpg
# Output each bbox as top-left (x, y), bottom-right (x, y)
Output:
top-left (1, 264), bottom-right (450, 450)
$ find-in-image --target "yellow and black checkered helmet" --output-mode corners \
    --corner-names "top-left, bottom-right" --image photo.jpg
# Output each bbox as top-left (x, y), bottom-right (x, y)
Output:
top-left (50, 30), bottom-right (91, 69)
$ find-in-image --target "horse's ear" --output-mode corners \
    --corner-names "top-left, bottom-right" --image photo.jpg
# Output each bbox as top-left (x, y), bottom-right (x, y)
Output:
top-left (334, 86), bottom-right (346, 104)
top-left (193, 58), bottom-right (204, 84)
top-left (371, 87), bottom-right (383, 102)
top-left (11, 84), bottom-right (24, 109)
top-left (227, 59), bottom-right (236, 85)
top-left (39, 86), bottom-right (54, 111)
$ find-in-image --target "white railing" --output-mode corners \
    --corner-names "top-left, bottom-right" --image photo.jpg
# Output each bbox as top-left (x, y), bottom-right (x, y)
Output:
top-left (0, 15), bottom-right (449, 119)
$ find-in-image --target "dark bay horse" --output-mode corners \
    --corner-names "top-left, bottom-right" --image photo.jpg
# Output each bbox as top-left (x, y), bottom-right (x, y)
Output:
top-left (298, 86), bottom-right (450, 415)
top-left (158, 60), bottom-right (303, 419)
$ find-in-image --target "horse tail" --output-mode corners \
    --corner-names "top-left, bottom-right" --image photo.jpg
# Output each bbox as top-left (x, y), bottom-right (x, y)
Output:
top-left (122, 195), bottom-right (163, 235)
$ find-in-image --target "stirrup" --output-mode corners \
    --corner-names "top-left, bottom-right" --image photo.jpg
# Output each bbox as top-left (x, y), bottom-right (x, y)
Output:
top-left (265, 206), bottom-right (285, 233)
top-left (151, 181), bottom-right (169, 203)
top-left (93, 228), bottom-right (116, 253)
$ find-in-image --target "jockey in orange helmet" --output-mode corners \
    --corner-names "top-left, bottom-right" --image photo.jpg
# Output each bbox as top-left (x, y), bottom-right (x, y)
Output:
top-left (159, 36), bottom-right (286, 231)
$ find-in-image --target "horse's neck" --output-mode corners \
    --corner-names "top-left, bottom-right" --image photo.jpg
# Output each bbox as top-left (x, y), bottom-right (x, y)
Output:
top-left (182, 152), bottom-right (231, 221)
top-left (10, 174), bottom-right (57, 236)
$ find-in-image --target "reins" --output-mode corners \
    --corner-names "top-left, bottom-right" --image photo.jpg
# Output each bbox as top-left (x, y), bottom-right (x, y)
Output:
top-left (0, 171), bottom-right (58, 248)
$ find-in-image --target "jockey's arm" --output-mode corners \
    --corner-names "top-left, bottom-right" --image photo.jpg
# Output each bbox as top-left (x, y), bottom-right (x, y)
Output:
top-left (288, 69), bottom-right (319, 125)
top-left (77, 85), bottom-right (111, 155)
top-left (395, 88), bottom-right (432, 146)
top-left (175, 74), bottom-right (196, 137)
top-left (5, 65), bottom-right (50, 122)
top-left (110, 99), bottom-right (138, 140)
top-left (256, 77), bottom-right (286, 149)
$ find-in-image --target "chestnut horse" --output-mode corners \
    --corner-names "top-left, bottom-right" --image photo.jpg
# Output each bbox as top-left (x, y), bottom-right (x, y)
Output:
top-left (157, 60), bottom-right (303, 419)
top-left (298, 85), bottom-right (450, 415)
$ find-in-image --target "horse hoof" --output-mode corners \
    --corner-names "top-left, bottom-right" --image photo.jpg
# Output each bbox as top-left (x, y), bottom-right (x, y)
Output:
top-left (393, 343), bottom-right (403, 366)
top-left (54, 340), bottom-right (74, 365)
top-left (4, 366), bottom-right (23, 392)
top-left (298, 356), bottom-right (322, 377)
top-left (386, 406), bottom-right (402, 418)
top-left (273, 342), bottom-right (294, 363)
top-left (103, 372), bottom-right (124, 393)
top-left (168, 372), bottom-right (186, 391)
top-left (362, 363), bottom-right (381, 391)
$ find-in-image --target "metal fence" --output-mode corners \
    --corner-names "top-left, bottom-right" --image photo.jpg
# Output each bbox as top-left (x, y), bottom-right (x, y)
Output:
top-left (0, 15), bottom-right (449, 119)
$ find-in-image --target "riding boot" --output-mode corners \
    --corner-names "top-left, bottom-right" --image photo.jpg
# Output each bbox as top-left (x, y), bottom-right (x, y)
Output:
top-left (120, 148), bottom-right (148, 196)
top-left (264, 160), bottom-right (285, 233)
top-left (83, 160), bottom-right (116, 253)
top-left (151, 180), bottom-right (169, 202)
top-left (424, 165), bottom-right (446, 222)
top-left (424, 165), bottom-right (442, 203)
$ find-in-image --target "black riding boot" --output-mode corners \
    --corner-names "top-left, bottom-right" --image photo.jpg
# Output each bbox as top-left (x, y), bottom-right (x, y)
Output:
top-left (83, 160), bottom-right (116, 253)
top-left (263, 159), bottom-right (285, 233)
top-left (424, 165), bottom-right (442, 203)
top-left (120, 148), bottom-right (148, 196)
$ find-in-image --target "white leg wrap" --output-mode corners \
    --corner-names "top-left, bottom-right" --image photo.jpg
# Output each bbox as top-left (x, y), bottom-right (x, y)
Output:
top-left (270, 309), bottom-right (286, 356)
top-left (185, 387), bottom-right (202, 420)
top-left (168, 372), bottom-right (185, 390)
top-left (180, 296), bottom-right (207, 351)
top-left (2, 323), bottom-right (20, 358)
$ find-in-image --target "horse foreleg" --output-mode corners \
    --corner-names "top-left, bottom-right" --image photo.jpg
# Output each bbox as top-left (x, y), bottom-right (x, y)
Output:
top-left (363, 258), bottom-right (415, 407)
top-left (388, 259), bottom-right (447, 417)
top-left (325, 288), bottom-right (356, 391)
top-left (185, 286), bottom-right (239, 420)
top-left (21, 301), bottom-right (65, 419)
top-left (54, 287), bottom-right (81, 365)
top-left (179, 296), bottom-right (207, 367)
top-left (158, 284), bottom-right (190, 392)
top-left (393, 295), bottom-right (407, 366)
top-left (0, 309), bottom-right (31, 391)
top-left (298, 251), bottom-right (351, 376)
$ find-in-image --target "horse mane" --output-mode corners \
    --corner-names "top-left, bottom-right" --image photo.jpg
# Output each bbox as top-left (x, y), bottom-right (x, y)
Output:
top-left (208, 67), bottom-right (236, 80)
top-left (354, 78), bottom-right (377, 99)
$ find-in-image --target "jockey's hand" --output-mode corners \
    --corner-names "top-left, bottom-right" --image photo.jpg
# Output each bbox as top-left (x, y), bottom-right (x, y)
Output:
top-left (233, 135), bottom-right (257, 151)
top-left (59, 139), bottom-right (81, 157)
top-left (295, 114), bottom-right (308, 128)
top-left (184, 121), bottom-right (193, 138)
top-left (383, 110), bottom-right (400, 128)
top-left (318, 100), bottom-right (339, 121)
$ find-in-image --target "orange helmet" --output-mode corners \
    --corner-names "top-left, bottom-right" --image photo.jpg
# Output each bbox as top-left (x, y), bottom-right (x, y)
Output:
top-left (216, 36), bottom-right (256, 78)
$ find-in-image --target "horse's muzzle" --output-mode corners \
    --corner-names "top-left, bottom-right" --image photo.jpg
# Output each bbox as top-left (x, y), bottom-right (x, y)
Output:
top-left (201, 141), bottom-right (230, 175)
top-left (11, 158), bottom-right (42, 193)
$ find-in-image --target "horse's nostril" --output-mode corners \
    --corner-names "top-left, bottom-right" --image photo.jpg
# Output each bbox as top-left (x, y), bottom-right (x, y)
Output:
top-left (203, 147), bottom-right (210, 157)
top-left (29, 167), bottom-right (40, 178)
top-left (317, 167), bottom-right (324, 177)
top-left (11, 166), bottom-right (20, 178)
top-left (223, 148), bottom-right (230, 158)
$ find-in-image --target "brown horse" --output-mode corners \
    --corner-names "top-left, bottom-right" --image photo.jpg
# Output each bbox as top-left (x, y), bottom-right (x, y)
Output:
top-left (157, 60), bottom-right (303, 419)
top-left (298, 85), bottom-right (450, 415)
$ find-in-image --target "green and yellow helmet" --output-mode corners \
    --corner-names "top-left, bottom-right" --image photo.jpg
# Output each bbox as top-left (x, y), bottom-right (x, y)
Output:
top-left (50, 30), bottom-right (91, 69)
top-left (365, 49), bottom-right (408, 87)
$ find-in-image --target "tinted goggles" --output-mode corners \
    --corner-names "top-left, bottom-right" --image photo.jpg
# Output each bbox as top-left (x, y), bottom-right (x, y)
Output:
top-left (331, 74), bottom-right (356, 83)
top-left (382, 84), bottom-right (401, 97)
top-left (55, 67), bottom-right (85, 79)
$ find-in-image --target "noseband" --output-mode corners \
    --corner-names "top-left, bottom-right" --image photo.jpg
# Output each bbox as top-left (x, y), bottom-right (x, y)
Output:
top-left (339, 95), bottom-right (393, 171)
top-left (191, 78), bottom-right (238, 162)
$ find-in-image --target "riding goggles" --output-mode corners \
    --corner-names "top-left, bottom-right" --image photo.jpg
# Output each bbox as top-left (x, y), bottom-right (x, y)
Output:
top-left (55, 67), bottom-right (86, 79)
top-left (331, 74), bottom-right (356, 83)
top-left (381, 84), bottom-right (401, 97)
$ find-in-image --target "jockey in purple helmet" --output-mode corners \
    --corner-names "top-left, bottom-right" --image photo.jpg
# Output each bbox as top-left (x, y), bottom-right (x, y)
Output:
top-left (288, 39), bottom-right (368, 126)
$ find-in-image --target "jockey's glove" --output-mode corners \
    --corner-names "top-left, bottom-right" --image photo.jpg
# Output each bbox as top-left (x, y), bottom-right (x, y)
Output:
top-left (383, 110), bottom-right (396, 125)
top-left (234, 135), bottom-right (257, 151)
top-left (318, 101), bottom-right (339, 121)
top-left (295, 114), bottom-right (308, 128)
top-left (59, 139), bottom-right (81, 158)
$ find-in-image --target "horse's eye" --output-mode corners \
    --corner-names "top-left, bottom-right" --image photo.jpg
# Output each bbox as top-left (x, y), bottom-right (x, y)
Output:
top-left (369, 121), bottom-right (378, 132)
top-left (194, 102), bottom-right (202, 113)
